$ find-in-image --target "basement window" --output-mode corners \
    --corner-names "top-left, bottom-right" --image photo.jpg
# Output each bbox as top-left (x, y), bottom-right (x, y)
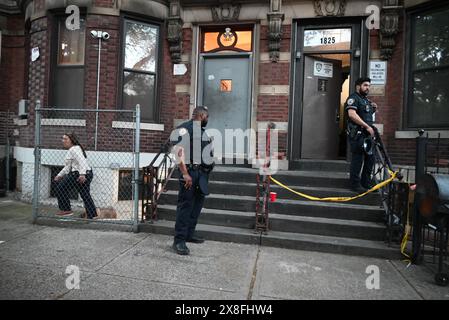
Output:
top-left (118, 169), bottom-right (143, 201)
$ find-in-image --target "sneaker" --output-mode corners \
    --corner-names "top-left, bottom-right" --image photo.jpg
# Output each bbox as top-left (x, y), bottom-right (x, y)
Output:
top-left (172, 242), bottom-right (190, 255)
top-left (56, 211), bottom-right (73, 217)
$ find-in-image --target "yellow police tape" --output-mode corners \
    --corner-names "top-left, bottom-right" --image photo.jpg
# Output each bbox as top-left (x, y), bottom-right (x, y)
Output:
top-left (269, 170), bottom-right (399, 202)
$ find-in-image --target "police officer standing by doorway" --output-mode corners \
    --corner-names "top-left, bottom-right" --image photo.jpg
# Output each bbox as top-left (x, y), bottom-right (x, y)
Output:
top-left (345, 77), bottom-right (378, 193)
top-left (171, 106), bottom-right (214, 255)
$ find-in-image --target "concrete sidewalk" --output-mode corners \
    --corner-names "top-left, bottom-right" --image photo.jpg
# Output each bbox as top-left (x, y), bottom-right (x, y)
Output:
top-left (0, 198), bottom-right (448, 300)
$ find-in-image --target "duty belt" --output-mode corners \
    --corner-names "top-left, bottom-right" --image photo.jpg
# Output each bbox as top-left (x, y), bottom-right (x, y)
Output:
top-left (187, 164), bottom-right (201, 170)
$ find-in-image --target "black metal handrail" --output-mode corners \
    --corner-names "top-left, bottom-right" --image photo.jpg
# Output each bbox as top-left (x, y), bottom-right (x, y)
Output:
top-left (141, 138), bottom-right (177, 222)
top-left (411, 130), bottom-right (449, 286)
top-left (370, 128), bottom-right (404, 245)
top-left (255, 123), bottom-right (275, 233)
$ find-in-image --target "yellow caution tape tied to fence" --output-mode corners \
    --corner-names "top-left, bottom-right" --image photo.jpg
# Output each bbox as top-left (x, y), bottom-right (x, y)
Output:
top-left (270, 170), bottom-right (399, 202)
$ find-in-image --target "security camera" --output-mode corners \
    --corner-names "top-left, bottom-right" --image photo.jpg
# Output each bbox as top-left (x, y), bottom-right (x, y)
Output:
top-left (90, 30), bottom-right (110, 40)
top-left (90, 30), bottom-right (99, 38)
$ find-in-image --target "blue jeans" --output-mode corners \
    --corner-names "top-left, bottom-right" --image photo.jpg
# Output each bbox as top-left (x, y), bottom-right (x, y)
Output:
top-left (174, 169), bottom-right (206, 244)
top-left (55, 171), bottom-right (97, 218)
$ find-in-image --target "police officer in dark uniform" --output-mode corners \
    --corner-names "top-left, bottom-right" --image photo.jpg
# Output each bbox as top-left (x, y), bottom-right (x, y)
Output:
top-left (171, 106), bottom-right (214, 255)
top-left (345, 77), bottom-right (378, 193)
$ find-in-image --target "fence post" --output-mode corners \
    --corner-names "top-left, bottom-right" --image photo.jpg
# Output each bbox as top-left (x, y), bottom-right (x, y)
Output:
top-left (5, 135), bottom-right (10, 193)
top-left (132, 104), bottom-right (141, 233)
top-left (32, 100), bottom-right (42, 223)
top-left (412, 129), bottom-right (426, 264)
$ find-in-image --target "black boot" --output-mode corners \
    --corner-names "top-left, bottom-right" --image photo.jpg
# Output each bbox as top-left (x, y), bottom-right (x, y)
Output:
top-left (172, 242), bottom-right (190, 255)
top-left (187, 235), bottom-right (205, 243)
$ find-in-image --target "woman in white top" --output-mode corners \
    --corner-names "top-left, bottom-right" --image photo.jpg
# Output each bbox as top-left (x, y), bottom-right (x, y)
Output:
top-left (54, 133), bottom-right (97, 218)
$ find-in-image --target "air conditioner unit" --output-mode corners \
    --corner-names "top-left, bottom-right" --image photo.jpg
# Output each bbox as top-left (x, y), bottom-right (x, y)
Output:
top-left (18, 99), bottom-right (29, 119)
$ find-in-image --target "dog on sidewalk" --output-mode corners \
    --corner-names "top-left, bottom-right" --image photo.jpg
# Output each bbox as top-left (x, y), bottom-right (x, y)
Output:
top-left (81, 207), bottom-right (117, 219)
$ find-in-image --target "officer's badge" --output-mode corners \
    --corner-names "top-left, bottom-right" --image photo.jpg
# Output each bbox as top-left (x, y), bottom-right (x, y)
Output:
top-left (347, 98), bottom-right (355, 105)
top-left (178, 128), bottom-right (188, 136)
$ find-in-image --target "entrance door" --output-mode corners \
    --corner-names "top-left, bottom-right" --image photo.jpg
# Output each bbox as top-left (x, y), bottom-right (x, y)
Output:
top-left (201, 56), bottom-right (251, 160)
top-left (301, 56), bottom-right (341, 159)
top-left (289, 19), bottom-right (369, 166)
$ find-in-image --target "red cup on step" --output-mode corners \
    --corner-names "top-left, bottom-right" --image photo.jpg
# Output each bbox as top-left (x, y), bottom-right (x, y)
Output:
top-left (270, 192), bottom-right (277, 202)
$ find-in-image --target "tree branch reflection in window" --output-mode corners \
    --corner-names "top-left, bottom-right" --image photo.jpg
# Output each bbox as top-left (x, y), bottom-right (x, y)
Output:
top-left (125, 21), bottom-right (158, 72)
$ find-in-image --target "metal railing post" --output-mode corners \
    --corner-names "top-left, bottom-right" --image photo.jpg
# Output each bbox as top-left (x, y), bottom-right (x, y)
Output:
top-left (5, 135), bottom-right (10, 193)
top-left (132, 104), bottom-right (141, 232)
top-left (32, 100), bottom-right (42, 223)
top-left (412, 129), bottom-right (426, 264)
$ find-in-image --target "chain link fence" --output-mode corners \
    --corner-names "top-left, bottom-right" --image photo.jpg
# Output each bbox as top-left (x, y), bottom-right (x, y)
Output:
top-left (32, 102), bottom-right (141, 229)
top-left (0, 111), bottom-right (15, 196)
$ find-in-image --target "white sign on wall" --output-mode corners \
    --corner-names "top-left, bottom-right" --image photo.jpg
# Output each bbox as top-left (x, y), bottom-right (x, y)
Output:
top-left (31, 47), bottom-right (40, 62)
top-left (369, 61), bottom-right (387, 85)
top-left (313, 61), bottom-right (333, 78)
top-left (173, 63), bottom-right (187, 76)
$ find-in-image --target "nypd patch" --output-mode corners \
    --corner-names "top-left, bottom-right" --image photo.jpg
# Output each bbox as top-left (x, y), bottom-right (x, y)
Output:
top-left (347, 98), bottom-right (355, 106)
top-left (179, 128), bottom-right (188, 136)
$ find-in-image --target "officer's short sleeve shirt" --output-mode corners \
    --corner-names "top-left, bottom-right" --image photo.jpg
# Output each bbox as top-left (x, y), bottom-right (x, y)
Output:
top-left (345, 93), bottom-right (374, 125)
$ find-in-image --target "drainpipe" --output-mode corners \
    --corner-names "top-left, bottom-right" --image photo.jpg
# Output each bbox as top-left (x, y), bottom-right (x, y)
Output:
top-left (90, 30), bottom-right (110, 150)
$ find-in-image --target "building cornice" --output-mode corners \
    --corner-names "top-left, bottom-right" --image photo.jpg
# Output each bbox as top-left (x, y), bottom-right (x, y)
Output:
top-left (15, 0), bottom-right (30, 13)
top-left (0, 0), bottom-right (21, 14)
top-left (181, 0), bottom-right (268, 7)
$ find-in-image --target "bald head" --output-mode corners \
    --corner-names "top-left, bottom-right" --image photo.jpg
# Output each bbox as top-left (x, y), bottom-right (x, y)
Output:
top-left (192, 106), bottom-right (209, 119)
top-left (192, 106), bottom-right (209, 127)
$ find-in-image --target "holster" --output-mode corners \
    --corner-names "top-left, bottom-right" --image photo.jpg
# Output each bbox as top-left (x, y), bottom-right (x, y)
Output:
top-left (200, 162), bottom-right (215, 174)
top-left (347, 123), bottom-right (361, 140)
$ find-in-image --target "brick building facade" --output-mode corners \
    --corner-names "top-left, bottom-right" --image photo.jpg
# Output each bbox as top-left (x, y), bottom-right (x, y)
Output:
top-left (0, 0), bottom-right (448, 198)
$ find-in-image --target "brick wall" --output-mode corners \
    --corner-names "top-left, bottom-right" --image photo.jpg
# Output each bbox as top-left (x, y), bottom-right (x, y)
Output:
top-left (0, 111), bottom-right (15, 145)
top-left (17, 13), bottom-right (192, 155)
top-left (257, 24), bottom-right (291, 158)
top-left (0, 15), bottom-right (26, 113)
top-left (370, 18), bottom-right (449, 166)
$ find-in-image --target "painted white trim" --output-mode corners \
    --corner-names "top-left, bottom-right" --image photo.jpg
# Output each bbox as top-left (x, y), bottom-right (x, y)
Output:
top-left (176, 84), bottom-right (190, 94)
top-left (13, 119), bottom-right (28, 126)
top-left (13, 146), bottom-right (166, 168)
top-left (395, 130), bottom-right (449, 139)
top-left (257, 121), bottom-right (288, 132)
top-left (373, 123), bottom-right (384, 135)
top-left (14, 146), bottom-right (35, 163)
top-left (41, 119), bottom-right (86, 127)
top-left (260, 52), bottom-right (291, 62)
top-left (112, 121), bottom-right (164, 131)
top-left (258, 85), bottom-right (289, 95)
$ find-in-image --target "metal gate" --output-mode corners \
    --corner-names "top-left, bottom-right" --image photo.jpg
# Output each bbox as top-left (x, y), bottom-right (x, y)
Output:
top-left (31, 101), bottom-right (141, 231)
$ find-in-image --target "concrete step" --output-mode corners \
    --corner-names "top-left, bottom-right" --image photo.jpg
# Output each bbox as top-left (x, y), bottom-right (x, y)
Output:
top-left (159, 191), bottom-right (384, 223)
top-left (261, 229), bottom-right (400, 260)
top-left (157, 205), bottom-right (386, 241)
top-left (289, 159), bottom-right (350, 172)
top-left (138, 220), bottom-right (400, 260)
top-left (139, 219), bottom-right (260, 245)
top-left (166, 179), bottom-right (381, 206)
top-left (173, 167), bottom-right (351, 188)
